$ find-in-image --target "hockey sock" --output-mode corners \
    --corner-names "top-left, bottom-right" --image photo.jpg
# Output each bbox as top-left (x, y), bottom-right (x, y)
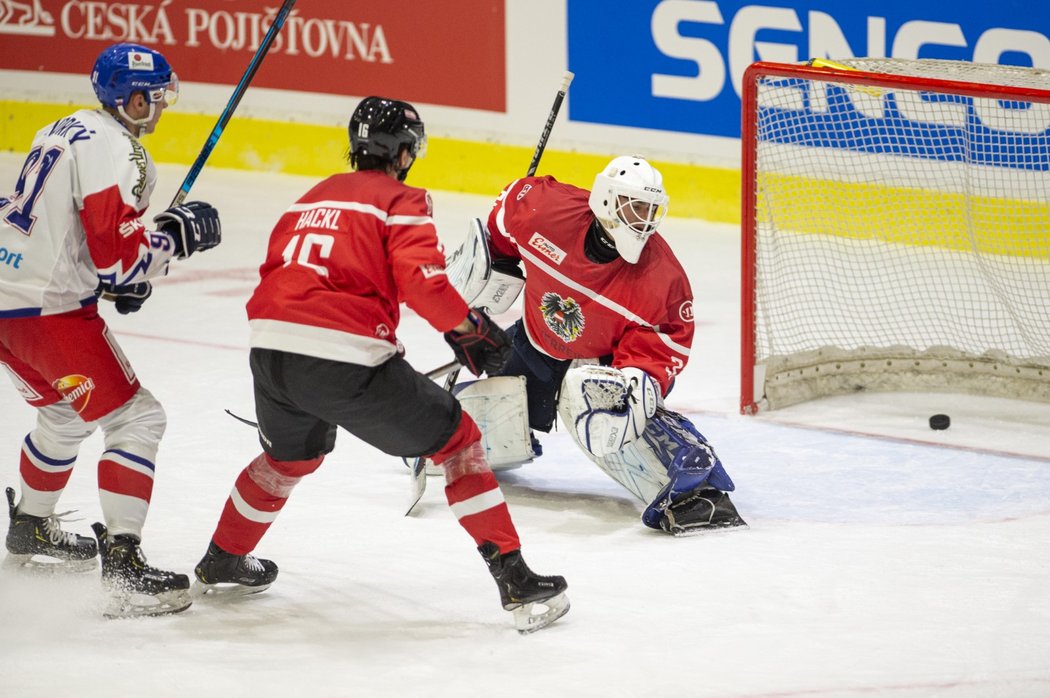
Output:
top-left (16, 434), bottom-right (76, 518)
top-left (97, 447), bottom-right (155, 539)
top-left (211, 452), bottom-right (322, 556)
top-left (441, 441), bottom-right (521, 554)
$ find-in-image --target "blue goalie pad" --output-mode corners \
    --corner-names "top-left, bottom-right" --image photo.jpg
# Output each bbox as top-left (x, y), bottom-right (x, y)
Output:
top-left (640, 409), bottom-right (735, 529)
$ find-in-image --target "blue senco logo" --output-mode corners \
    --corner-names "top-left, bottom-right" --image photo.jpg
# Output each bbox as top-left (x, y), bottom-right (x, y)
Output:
top-left (567, 0), bottom-right (1050, 138)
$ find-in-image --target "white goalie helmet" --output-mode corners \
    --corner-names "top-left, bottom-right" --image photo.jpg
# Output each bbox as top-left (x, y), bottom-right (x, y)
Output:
top-left (587, 155), bottom-right (669, 264)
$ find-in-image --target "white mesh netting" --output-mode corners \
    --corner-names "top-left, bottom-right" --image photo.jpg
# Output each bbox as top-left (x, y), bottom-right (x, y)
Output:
top-left (744, 58), bottom-right (1050, 410)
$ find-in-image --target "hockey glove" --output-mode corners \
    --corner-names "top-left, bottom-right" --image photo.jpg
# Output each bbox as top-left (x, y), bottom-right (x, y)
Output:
top-left (96, 280), bottom-right (152, 315)
top-left (154, 201), bottom-right (222, 259)
top-left (444, 308), bottom-right (511, 377)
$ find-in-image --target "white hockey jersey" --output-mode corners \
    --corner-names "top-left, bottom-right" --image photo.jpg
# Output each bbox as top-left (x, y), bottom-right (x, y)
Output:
top-left (0, 109), bottom-right (176, 317)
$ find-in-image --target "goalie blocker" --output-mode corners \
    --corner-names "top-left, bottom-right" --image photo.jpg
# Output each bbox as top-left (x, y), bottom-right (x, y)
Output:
top-left (444, 218), bottom-right (525, 315)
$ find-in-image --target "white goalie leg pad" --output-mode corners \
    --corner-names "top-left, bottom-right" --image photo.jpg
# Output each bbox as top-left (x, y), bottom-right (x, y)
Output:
top-left (558, 365), bottom-right (658, 458)
top-left (453, 376), bottom-right (534, 471)
top-left (561, 423), bottom-right (672, 504)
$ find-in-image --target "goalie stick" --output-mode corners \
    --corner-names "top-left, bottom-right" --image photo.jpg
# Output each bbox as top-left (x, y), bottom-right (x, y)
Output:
top-left (170, 0), bottom-right (296, 207)
top-left (406, 70), bottom-right (575, 516)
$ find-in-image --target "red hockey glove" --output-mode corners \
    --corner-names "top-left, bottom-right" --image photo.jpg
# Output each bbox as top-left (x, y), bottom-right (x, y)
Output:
top-left (443, 308), bottom-right (511, 377)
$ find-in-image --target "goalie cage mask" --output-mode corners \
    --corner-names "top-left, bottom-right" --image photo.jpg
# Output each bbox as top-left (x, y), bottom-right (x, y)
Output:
top-left (588, 156), bottom-right (669, 264)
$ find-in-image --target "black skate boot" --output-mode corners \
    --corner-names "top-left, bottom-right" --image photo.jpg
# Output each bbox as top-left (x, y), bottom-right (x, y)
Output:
top-left (4, 486), bottom-right (97, 573)
top-left (659, 487), bottom-right (748, 536)
top-left (92, 522), bottom-right (191, 618)
top-left (478, 541), bottom-right (569, 634)
top-left (193, 541), bottom-right (278, 597)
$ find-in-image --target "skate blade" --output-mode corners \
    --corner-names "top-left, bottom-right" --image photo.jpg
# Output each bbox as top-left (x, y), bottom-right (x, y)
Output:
top-left (511, 592), bottom-right (570, 635)
top-left (103, 588), bottom-right (192, 619)
top-left (667, 520), bottom-right (750, 537)
top-left (2, 552), bottom-right (99, 575)
top-left (191, 579), bottom-right (272, 599)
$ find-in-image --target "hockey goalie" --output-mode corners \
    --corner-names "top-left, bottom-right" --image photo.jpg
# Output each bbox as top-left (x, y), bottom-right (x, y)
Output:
top-left (444, 155), bottom-right (746, 535)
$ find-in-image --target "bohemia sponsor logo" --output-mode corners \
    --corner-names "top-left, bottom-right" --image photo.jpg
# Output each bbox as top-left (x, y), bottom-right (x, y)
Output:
top-left (52, 374), bottom-right (95, 414)
top-left (0, 2), bottom-right (392, 63)
top-left (528, 232), bottom-right (566, 266)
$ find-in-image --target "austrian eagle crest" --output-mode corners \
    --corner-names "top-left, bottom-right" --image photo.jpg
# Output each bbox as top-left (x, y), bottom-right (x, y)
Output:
top-left (540, 292), bottom-right (585, 343)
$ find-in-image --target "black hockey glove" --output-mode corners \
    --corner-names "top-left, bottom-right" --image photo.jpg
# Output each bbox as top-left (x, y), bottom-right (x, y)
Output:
top-left (154, 201), bottom-right (222, 259)
top-left (95, 280), bottom-right (152, 315)
top-left (444, 308), bottom-right (511, 377)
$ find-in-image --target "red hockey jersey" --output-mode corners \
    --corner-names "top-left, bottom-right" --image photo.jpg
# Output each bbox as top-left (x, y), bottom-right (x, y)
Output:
top-left (247, 170), bottom-right (469, 366)
top-left (486, 176), bottom-right (694, 396)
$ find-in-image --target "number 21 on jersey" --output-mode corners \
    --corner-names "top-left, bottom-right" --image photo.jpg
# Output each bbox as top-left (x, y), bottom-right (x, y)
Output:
top-left (1, 145), bottom-right (65, 236)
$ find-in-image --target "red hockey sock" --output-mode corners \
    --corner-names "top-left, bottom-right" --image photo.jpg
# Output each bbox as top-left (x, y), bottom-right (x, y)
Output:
top-left (211, 452), bottom-right (322, 555)
top-left (441, 440), bottom-right (521, 554)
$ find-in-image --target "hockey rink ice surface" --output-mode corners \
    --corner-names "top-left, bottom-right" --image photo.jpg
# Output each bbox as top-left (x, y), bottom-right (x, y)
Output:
top-left (1, 153), bottom-right (1049, 697)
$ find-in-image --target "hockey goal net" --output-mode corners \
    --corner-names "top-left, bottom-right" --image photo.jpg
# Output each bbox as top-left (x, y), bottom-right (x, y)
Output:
top-left (741, 58), bottom-right (1050, 414)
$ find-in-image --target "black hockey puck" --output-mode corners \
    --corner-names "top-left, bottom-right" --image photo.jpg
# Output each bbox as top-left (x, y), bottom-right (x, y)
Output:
top-left (929, 414), bottom-right (951, 430)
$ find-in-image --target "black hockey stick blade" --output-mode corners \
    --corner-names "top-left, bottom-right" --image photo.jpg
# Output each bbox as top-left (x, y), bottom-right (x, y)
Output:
top-left (224, 409), bottom-right (258, 429)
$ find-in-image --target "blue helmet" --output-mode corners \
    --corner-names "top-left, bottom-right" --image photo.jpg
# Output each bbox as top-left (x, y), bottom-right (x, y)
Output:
top-left (91, 43), bottom-right (177, 108)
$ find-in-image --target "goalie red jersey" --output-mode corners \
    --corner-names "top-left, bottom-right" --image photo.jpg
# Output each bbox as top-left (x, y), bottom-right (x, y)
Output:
top-left (246, 170), bottom-right (470, 365)
top-left (485, 175), bottom-right (693, 395)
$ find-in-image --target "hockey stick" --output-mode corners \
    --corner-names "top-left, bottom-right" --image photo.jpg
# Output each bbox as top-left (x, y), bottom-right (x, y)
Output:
top-left (527, 71), bottom-right (574, 177)
top-left (169, 0), bottom-right (296, 207)
top-left (406, 70), bottom-right (575, 516)
top-left (425, 360), bottom-right (461, 381)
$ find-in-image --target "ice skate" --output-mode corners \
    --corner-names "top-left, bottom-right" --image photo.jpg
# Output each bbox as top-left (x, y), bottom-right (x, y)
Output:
top-left (3, 486), bottom-right (97, 574)
top-left (659, 488), bottom-right (748, 536)
top-left (192, 541), bottom-right (278, 597)
top-left (92, 523), bottom-right (191, 618)
top-left (478, 541), bottom-right (569, 634)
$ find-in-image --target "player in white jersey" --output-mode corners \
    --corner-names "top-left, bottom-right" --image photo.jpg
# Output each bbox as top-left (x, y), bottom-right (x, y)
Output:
top-left (0, 43), bottom-right (222, 617)
top-left (449, 156), bottom-right (746, 535)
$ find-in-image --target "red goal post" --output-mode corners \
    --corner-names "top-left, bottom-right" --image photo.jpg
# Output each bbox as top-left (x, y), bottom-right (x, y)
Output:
top-left (740, 58), bottom-right (1050, 415)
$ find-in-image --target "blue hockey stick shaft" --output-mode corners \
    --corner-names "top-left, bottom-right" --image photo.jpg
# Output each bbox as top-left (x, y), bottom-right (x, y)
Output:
top-left (170, 0), bottom-right (297, 207)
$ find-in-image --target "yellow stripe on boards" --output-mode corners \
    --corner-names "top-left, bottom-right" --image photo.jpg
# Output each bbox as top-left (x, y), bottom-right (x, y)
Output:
top-left (1, 100), bottom-right (740, 224)
top-left (756, 172), bottom-right (1050, 259)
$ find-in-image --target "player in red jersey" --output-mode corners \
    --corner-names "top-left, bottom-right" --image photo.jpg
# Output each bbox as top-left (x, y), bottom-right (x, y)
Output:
top-left (192, 97), bottom-right (568, 634)
top-left (0, 43), bottom-right (221, 616)
top-left (453, 156), bottom-right (745, 535)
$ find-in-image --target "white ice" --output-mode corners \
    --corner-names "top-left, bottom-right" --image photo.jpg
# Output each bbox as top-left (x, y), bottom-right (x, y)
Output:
top-left (1, 154), bottom-right (1049, 697)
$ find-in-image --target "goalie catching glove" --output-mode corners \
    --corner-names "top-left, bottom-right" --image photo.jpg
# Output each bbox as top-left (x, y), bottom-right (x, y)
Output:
top-left (444, 308), bottom-right (511, 377)
top-left (154, 201), bottom-right (222, 259)
top-left (560, 365), bottom-right (659, 457)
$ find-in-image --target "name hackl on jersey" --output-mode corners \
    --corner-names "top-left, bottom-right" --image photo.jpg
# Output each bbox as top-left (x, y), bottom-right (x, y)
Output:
top-left (46, 2), bottom-right (391, 61)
